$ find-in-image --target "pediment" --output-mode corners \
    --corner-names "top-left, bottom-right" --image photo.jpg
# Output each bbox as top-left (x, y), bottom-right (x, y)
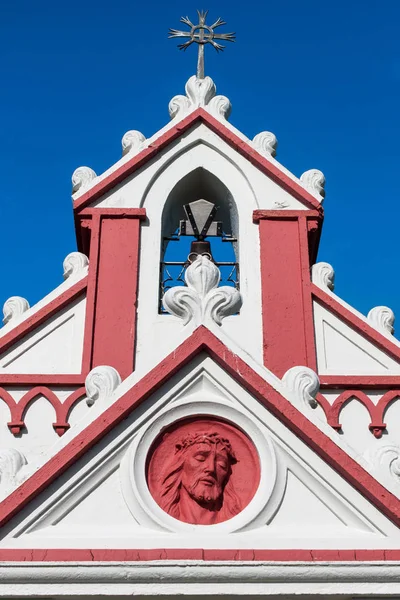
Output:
top-left (314, 301), bottom-right (400, 375)
top-left (0, 296), bottom-right (86, 375)
top-left (74, 112), bottom-right (321, 215)
top-left (3, 353), bottom-right (399, 551)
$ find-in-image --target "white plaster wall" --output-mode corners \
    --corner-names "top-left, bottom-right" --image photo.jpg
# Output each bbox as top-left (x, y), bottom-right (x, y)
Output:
top-left (0, 297), bottom-right (86, 374)
top-left (383, 398), bottom-right (400, 440)
top-left (313, 301), bottom-right (400, 375)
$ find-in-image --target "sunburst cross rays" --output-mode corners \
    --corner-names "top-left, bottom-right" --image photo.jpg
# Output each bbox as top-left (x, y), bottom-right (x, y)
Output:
top-left (169, 10), bottom-right (235, 79)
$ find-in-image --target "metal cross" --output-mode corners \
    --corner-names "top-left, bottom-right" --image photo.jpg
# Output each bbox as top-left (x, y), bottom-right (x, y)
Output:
top-left (169, 10), bottom-right (235, 79)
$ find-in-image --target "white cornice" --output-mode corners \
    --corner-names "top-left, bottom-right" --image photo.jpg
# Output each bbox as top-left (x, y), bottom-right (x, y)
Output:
top-left (0, 561), bottom-right (400, 596)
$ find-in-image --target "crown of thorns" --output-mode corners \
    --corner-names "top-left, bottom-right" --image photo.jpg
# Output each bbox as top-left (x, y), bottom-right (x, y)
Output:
top-left (175, 431), bottom-right (237, 463)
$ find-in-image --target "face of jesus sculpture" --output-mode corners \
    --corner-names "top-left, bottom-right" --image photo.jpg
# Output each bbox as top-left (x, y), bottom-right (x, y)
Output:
top-left (181, 440), bottom-right (230, 509)
top-left (156, 431), bottom-right (242, 524)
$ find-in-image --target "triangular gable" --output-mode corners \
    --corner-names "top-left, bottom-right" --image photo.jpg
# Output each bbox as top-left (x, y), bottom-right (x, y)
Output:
top-left (72, 109), bottom-right (323, 214)
top-left (313, 284), bottom-right (400, 375)
top-left (3, 354), bottom-right (397, 552)
top-left (1, 325), bottom-right (400, 535)
top-left (0, 277), bottom-right (87, 379)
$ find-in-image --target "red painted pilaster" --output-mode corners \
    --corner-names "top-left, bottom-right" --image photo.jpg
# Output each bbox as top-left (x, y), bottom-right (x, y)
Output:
top-left (253, 211), bottom-right (320, 377)
top-left (81, 209), bottom-right (146, 379)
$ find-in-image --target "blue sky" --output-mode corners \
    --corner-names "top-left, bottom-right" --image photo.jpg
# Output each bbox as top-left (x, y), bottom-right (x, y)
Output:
top-left (1, 0), bottom-right (399, 330)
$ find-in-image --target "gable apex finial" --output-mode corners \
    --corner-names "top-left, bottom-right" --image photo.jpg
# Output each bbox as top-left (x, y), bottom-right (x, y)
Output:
top-left (168, 10), bottom-right (235, 79)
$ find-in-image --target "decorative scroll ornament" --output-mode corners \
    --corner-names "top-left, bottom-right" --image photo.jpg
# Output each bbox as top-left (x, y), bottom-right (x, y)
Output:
top-left (71, 166), bottom-right (97, 194)
top-left (85, 366), bottom-right (122, 407)
top-left (300, 169), bottom-right (326, 200)
top-left (368, 306), bottom-right (395, 335)
top-left (3, 296), bottom-right (30, 325)
top-left (311, 262), bottom-right (335, 291)
top-left (282, 366), bottom-right (320, 409)
top-left (0, 448), bottom-right (27, 499)
top-left (162, 255), bottom-right (242, 326)
top-left (252, 132), bottom-right (278, 158)
top-left (63, 252), bottom-right (89, 280)
top-left (121, 130), bottom-right (146, 156)
top-left (374, 446), bottom-right (400, 481)
top-left (169, 75), bottom-right (231, 121)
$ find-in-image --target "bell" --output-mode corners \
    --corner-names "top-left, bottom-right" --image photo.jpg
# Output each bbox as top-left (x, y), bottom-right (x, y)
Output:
top-left (189, 239), bottom-right (212, 259)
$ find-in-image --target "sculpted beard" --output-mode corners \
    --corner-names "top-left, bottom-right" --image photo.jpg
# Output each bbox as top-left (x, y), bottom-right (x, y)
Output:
top-left (184, 474), bottom-right (223, 508)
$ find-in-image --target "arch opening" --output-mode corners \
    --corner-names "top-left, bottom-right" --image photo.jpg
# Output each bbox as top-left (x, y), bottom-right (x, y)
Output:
top-left (160, 168), bottom-right (239, 312)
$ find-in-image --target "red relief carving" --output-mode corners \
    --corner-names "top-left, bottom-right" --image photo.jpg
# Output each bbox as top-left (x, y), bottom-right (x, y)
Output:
top-left (316, 389), bottom-right (400, 437)
top-left (0, 386), bottom-right (86, 436)
top-left (147, 418), bottom-right (260, 525)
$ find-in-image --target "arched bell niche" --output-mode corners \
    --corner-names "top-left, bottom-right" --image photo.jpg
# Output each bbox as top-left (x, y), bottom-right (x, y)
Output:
top-left (160, 168), bottom-right (239, 312)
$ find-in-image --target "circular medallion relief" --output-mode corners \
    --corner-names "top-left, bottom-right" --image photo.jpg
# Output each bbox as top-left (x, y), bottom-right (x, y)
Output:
top-left (146, 417), bottom-right (260, 525)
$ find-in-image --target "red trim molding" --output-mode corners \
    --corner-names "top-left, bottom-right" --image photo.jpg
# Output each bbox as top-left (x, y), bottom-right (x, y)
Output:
top-left (80, 212), bottom-right (143, 378)
top-left (253, 209), bottom-right (321, 222)
top-left (91, 215), bottom-right (142, 377)
top-left (81, 214), bottom-right (101, 373)
top-left (320, 376), bottom-right (400, 389)
top-left (0, 548), bottom-right (399, 562)
top-left (317, 389), bottom-right (400, 439)
top-left (1, 386), bottom-right (86, 436)
top-left (298, 215), bottom-right (318, 372)
top-left (78, 208), bottom-right (147, 218)
top-left (0, 375), bottom-right (85, 385)
top-left (312, 284), bottom-right (400, 363)
top-left (2, 327), bottom-right (400, 530)
top-left (257, 215), bottom-right (317, 375)
top-left (73, 109), bottom-right (323, 214)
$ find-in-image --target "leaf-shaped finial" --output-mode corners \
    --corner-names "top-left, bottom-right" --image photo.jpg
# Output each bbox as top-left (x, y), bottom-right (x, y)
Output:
top-left (85, 366), bottom-right (122, 407)
top-left (282, 366), bottom-right (320, 409)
